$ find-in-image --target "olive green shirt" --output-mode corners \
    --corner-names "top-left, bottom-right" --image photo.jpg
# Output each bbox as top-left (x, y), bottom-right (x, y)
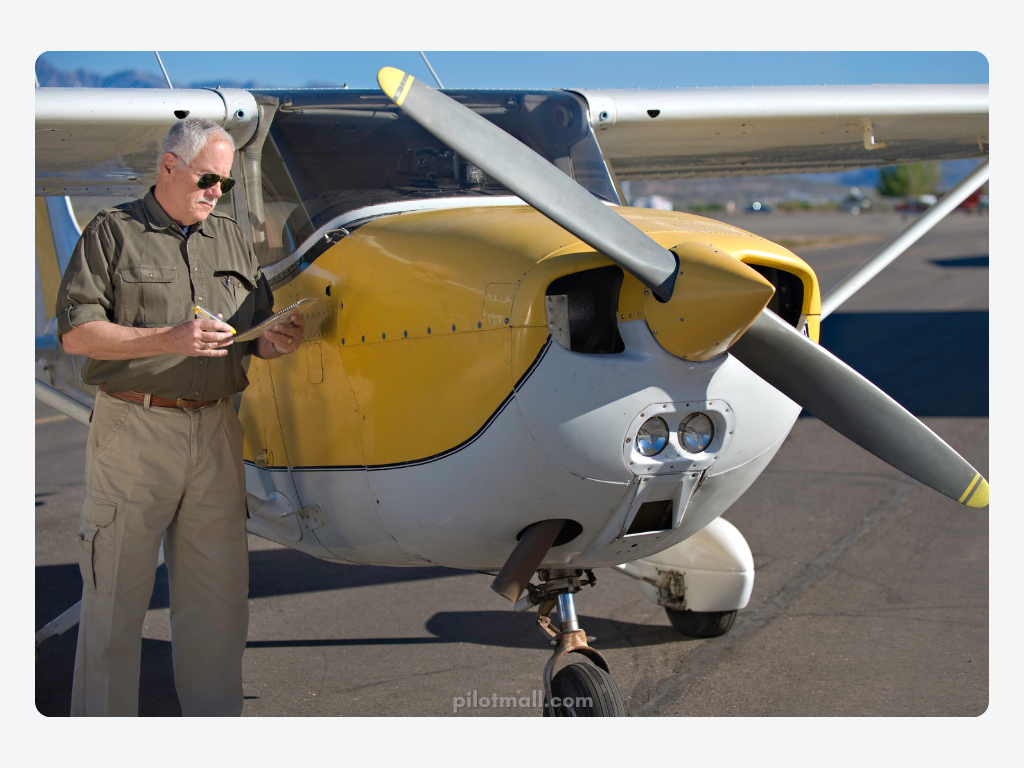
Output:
top-left (56, 189), bottom-right (274, 400)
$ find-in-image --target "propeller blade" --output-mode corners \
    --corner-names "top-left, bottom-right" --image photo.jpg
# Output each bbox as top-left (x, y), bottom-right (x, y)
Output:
top-left (376, 67), bottom-right (678, 301)
top-left (730, 311), bottom-right (988, 508)
top-left (376, 67), bottom-right (988, 510)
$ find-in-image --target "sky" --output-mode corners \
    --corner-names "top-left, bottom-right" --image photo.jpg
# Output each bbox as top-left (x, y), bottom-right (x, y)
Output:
top-left (36, 51), bottom-right (988, 90)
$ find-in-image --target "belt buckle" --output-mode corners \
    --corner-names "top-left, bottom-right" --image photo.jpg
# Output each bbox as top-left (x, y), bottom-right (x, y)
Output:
top-left (175, 397), bottom-right (186, 408)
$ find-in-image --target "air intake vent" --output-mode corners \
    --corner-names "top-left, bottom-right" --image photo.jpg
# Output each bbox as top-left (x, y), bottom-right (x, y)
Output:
top-left (626, 500), bottom-right (673, 535)
top-left (749, 265), bottom-right (804, 328)
top-left (545, 266), bottom-right (625, 354)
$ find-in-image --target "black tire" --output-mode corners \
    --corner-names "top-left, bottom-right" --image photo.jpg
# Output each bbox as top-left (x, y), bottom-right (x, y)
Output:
top-left (665, 607), bottom-right (737, 638)
top-left (543, 662), bottom-right (626, 717)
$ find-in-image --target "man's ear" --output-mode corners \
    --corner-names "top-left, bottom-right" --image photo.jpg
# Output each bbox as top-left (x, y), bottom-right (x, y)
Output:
top-left (159, 153), bottom-right (177, 176)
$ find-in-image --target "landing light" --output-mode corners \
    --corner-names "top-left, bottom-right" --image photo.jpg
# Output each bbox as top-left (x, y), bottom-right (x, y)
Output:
top-left (680, 413), bottom-right (714, 453)
top-left (636, 417), bottom-right (669, 456)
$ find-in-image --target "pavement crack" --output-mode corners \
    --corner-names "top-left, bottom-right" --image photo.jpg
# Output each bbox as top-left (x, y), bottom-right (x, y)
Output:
top-left (631, 480), bottom-right (916, 716)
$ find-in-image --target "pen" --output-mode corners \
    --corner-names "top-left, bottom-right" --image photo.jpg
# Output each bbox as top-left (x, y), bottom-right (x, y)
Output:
top-left (193, 305), bottom-right (236, 334)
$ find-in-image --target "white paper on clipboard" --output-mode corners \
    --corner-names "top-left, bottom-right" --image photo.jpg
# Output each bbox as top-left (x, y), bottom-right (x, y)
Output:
top-left (232, 298), bottom-right (321, 342)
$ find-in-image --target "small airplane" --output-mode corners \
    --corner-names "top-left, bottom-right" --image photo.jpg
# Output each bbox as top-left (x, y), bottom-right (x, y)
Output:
top-left (35, 63), bottom-right (989, 715)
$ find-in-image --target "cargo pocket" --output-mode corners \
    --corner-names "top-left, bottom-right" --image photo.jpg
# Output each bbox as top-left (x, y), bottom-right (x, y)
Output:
top-left (79, 496), bottom-right (117, 595)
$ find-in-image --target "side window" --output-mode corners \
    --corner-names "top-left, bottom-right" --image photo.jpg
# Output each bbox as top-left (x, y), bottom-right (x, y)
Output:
top-left (253, 136), bottom-right (313, 268)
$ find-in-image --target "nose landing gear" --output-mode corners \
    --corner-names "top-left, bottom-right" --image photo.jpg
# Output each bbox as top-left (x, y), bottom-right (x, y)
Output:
top-left (517, 569), bottom-right (626, 716)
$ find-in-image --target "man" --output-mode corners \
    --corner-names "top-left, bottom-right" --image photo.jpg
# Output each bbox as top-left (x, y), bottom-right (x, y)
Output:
top-left (56, 117), bottom-right (305, 716)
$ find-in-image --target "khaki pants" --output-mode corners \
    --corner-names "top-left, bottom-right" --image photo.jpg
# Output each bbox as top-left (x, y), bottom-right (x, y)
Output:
top-left (71, 390), bottom-right (249, 717)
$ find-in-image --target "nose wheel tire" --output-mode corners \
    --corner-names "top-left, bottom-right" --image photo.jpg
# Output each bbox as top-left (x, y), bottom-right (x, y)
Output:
top-left (543, 661), bottom-right (626, 717)
top-left (665, 607), bottom-right (737, 638)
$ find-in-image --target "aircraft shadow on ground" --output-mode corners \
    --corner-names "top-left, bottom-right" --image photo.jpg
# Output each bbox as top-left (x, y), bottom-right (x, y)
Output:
top-left (813, 310), bottom-right (988, 418)
top-left (36, 550), bottom-right (479, 714)
top-left (244, 611), bottom-right (685, 651)
top-left (37, 607), bottom-right (688, 716)
top-left (37, 557), bottom-right (686, 716)
top-left (930, 255), bottom-right (988, 268)
top-left (36, 548), bottom-right (471, 622)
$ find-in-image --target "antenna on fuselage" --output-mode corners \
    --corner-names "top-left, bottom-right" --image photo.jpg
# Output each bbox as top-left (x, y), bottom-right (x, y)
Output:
top-left (418, 51), bottom-right (444, 89)
top-left (154, 51), bottom-right (173, 89)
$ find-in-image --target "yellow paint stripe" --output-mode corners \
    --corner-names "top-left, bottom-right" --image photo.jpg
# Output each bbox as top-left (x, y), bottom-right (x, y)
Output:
top-left (393, 74), bottom-right (413, 107)
top-left (957, 473), bottom-right (981, 504)
top-left (965, 478), bottom-right (989, 508)
top-left (36, 414), bottom-right (69, 425)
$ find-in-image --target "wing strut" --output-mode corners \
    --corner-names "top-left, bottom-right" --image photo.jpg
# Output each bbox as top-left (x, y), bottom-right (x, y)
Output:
top-left (418, 51), bottom-right (444, 89)
top-left (154, 51), bottom-right (174, 89)
top-left (821, 159), bottom-right (989, 319)
top-left (35, 379), bottom-right (91, 425)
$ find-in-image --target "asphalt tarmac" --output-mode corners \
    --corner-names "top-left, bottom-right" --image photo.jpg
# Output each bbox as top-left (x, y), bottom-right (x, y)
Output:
top-left (35, 211), bottom-right (989, 717)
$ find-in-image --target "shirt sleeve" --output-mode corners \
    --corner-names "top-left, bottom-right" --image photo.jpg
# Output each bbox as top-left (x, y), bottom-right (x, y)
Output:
top-left (55, 214), bottom-right (118, 340)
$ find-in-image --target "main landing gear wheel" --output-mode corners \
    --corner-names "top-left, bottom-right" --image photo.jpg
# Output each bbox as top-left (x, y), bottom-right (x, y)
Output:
top-left (543, 662), bottom-right (626, 717)
top-left (665, 608), bottom-right (737, 638)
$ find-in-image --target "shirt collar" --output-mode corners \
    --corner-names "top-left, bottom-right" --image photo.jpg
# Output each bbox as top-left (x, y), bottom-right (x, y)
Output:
top-left (142, 188), bottom-right (215, 239)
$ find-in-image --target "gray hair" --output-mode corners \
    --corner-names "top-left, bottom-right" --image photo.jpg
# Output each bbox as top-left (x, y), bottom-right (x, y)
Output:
top-left (158, 117), bottom-right (235, 168)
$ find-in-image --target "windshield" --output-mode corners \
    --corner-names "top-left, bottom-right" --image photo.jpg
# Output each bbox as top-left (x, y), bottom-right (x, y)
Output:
top-left (247, 88), bottom-right (618, 267)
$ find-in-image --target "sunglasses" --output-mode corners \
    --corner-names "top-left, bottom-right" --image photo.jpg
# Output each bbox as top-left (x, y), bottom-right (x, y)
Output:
top-left (176, 156), bottom-right (235, 193)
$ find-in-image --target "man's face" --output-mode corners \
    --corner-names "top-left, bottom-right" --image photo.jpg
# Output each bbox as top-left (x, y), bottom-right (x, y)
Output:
top-left (155, 139), bottom-right (234, 226)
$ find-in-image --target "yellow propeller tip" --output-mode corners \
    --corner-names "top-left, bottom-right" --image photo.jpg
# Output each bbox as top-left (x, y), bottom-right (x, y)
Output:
top-left (965, 478), bottom-right (989, 508)
top-left (377, 67), bottom-right (412, 105)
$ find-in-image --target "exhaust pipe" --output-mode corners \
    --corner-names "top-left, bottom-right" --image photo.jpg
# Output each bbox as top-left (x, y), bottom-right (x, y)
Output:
top-left (490, 519), bottom-right (566, 602)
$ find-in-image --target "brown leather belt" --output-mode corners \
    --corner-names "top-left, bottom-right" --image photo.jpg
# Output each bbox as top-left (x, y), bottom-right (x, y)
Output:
top-left (101, 386), bottom-right (219, 409)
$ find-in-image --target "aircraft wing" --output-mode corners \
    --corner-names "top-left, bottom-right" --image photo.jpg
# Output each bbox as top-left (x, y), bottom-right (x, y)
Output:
top-left (36, 84), bottom-right (988, 197)
top-left (35, 87), bottom-right (259, 197)
top-left (572, 84), bottom-right (989, 180)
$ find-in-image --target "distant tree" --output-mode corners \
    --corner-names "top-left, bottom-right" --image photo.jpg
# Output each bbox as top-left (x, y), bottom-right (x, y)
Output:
top-left (877, 163), bottom-right (942, 197)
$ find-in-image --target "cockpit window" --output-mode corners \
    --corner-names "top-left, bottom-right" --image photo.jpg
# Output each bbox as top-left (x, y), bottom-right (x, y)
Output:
top-left (248, 88), bottom-right (619, 267)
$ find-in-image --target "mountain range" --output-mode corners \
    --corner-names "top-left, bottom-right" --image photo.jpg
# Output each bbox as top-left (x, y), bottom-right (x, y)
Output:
top-left (34, 57), bottom-right (339, 90)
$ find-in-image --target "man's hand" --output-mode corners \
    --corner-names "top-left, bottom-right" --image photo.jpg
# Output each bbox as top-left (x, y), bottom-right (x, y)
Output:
top-left (165, 318), bottom-right (235, 357)
top-left (62, 317), bottom-right (233, 361)
top-left (256, 314), bottom-right (306, 359)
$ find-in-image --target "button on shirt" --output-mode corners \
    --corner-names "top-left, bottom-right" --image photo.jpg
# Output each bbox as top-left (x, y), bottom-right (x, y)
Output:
top-left (56, 189), bottom-right (274, 400)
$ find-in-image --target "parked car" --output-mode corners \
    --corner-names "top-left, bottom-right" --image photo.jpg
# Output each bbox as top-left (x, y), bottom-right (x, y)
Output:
top-left (957, 190), bottom-right (988, 213)
top-left (841, 187), bottom-right (872, 215)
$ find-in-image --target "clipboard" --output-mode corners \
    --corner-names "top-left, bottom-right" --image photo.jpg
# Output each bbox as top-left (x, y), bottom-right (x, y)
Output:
top-left (232, 298), bottom-right (322, 342)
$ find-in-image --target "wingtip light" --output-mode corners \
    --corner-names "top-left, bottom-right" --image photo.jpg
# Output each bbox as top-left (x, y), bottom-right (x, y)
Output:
top-left (377, 67), bottom-right (414, 106)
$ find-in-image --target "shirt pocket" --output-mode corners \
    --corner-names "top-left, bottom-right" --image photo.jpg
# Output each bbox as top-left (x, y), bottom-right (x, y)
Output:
top-left (79, 495), bottom-right (118, 595)
top-left (213, 270), bottom-right (257, 332)
top-left (118, 264), bottom-right (181, 327)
